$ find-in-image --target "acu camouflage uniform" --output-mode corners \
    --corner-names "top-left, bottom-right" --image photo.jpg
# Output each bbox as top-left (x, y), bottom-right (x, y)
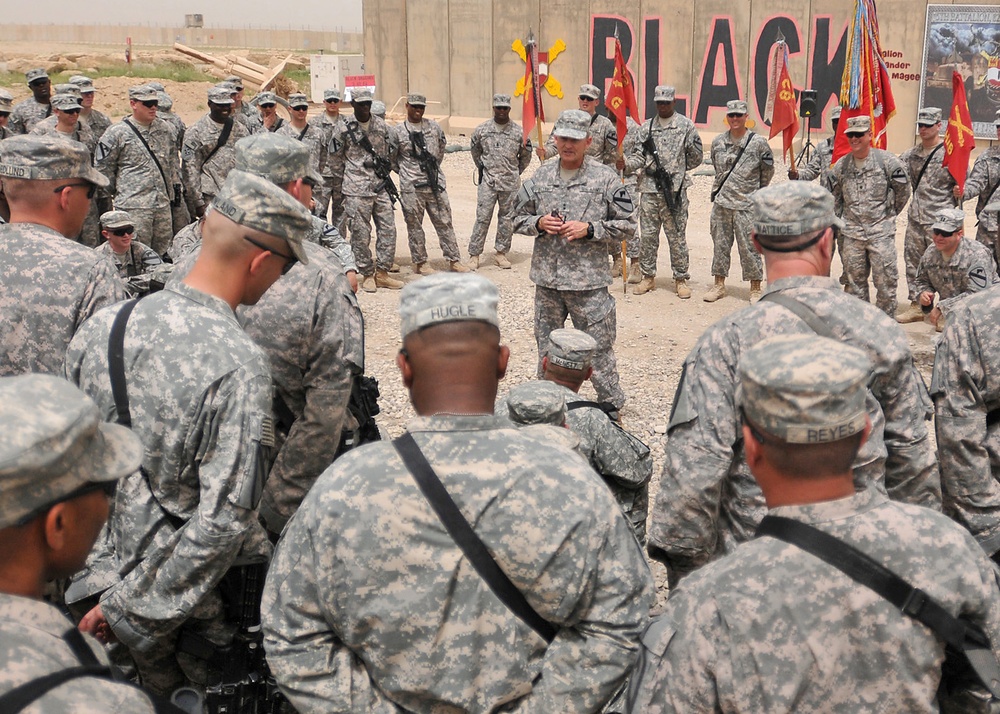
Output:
top-left (963, 145), bottom-right (1000, 263)
top-left (709, 131), bottom-right (773, 281)
top-left (313, 111), bottom-right (347, 228)
top-left (795, 136), bottom-right (835, 188)
top-left (181, 113), bottom-right (249, 216)
top-left (276, 119), bottom-right (328, 211)
top-left (95, 240), bottom-right (164, 297)
top-left (81, 108), bottom-right (112, 140)
top-left (8, 97), bottom-right (51, 135)
top-left (914, 236), bottom-right (999, 317)
top-left (542, 112), bottom-right (618, 165)
top-left (468, 115), bottom-right (532, 257)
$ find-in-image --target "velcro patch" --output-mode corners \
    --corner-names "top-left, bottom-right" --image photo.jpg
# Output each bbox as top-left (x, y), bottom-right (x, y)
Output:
top-left (612, 186), bottom-right (634, 213)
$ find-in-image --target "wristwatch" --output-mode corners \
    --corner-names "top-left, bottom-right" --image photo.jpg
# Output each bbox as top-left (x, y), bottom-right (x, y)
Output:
top-left (586, 222), bottom-right (595, 239)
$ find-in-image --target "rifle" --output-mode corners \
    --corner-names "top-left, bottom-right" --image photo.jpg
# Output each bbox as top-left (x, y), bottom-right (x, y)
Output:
top-left (642, 129), bottom-right (681, 214)
top-left (336, 374), bottom-right (383, 457)
top-left (346, 122), bottom-right (400, 206)
top-left (409, 130), bottom-right (442, 193)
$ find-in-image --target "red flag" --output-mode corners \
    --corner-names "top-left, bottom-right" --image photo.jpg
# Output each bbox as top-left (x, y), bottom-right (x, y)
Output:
top-left (605, 34), bottom-right (640, 149)
top-left (765, 41), bottom-right (800, 163)
top-left (521, 35), bottom-right (544, 147)
top-left (943, 71), bottom-right (974, 194)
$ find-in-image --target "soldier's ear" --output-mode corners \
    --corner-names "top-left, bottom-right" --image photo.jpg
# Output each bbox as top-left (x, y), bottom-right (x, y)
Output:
top-left (397, 349), bottom-right (413, 388)
top-left (497, 345), bottom-right (510, 380)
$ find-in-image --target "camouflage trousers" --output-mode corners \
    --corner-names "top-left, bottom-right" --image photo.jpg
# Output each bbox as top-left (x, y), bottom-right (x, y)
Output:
top-left (77, 201), bottom-right (102, 248)
top-left (467, 182), bottom-right (516, 256)
top-left (171, 198), bottom-right (191, 242)
top-left (534, 285), bottom-right (625, 409)
top-left (976, 221), bottom-right (1000, 269)
top-left (120, 201), bottom-right (173, 257)
top-left (709, 204), bottom-right (762, 281)
top-left (319, 176), bottom-right (347, 235)
top-left (638, 191), bottom-right (690, 280)
top-left (609, 184), bottom-right (639, 260)
top-left (345, 192), bottom-right (398, 275)
top-left (903, 219), bottom-right (933, 302)
top-left (131, 611), bottom-right (234, 696)
top-left (400, 188), bottom-right (462, 264)
top-left (843, 232), bottom-right (898, 316)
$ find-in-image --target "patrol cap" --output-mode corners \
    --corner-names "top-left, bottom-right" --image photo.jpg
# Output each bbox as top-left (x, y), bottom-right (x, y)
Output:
top-left (234, 132), bottom-right (323, 186)
top-left (25, 68), bottom-right (49, 85)
top-left (224, 75), bottom-right (244, 90)
top-left (506, 381), bottom-right (567, 426)
top-left (726, 99), bottom-right (748, 115)
top-left (372, 100), bottom-right (386, 118)
top-left (54, 84), bottom-right (81, 98)
top-left (932, 207), bottom-right (965, 233)
top-left (0, 135), bottom-right (108, 187)
top-left (69, 75), bottom-right (95, 93)
top-left (51, 94), bottom-right (83, 112)
top-left (351, 88), bottom-right (373, 103)
top-left (752, 182), bottom-right (844, 249)
top-left (145, 81), bottom-right (166, 92)
top-left (917, 107), bottom-right (942, 126)
top-left (323, 88), bottom-right (342, 102)
top-left (0, 374), bottom-right (143, 529)
top-left (654, 85), bottom-right (676, 102)
top-left (100, 210), bottom-right (133, 230)
top-left (547, 328), bottom-right (596, 371)
top-left (208, 86), bottom-right (235, 105)
top-left (552, 109), bottom-right (591, 140)
top-left (157, 92), bottom-right (174, 111)
top-left (845, 115), bottom-right (871, 133)
top-left (492, 93), bottom-right (512, 108)
top-left (129, 84), bottom-right (158, 102)
top-left (0, 90), bottom-right (12, 112)
top-left (579, 84), bottom-right (601, 100)
top-left (399, 273), bottom-right (500, 339)
top-left (210, 170), bottom-right (312, 265)
top-left (257, 91), bottom-right (278, 106)
top-left (830, 105), bottom-right (842, 121)
top-left (407, 92), bottom-right (427, 107)
top-left (287, 93), bottom-right (309, 109)
top-left (736, 334), bottom-right (871, 445)
top-left (216, 81), bottom-right (238, 93)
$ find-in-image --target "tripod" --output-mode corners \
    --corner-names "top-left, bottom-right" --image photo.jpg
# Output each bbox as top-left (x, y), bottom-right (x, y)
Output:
top-left (796, 117), bottom-right (816, 165)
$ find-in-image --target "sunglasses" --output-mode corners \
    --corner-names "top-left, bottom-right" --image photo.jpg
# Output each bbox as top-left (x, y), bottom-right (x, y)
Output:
top-left (325, 98), bottom-right (341, 104)
top-left (291, 105), bottom-right (309, 111)
top-left (29, 80), bottom-right (50, 88)
top-left (578, 96), bottom-right (595, 101)
top-left (53, 182), bottom-right (97, 199)
top-left (0, 112), bottom-right (9, 118)
top-left (62, 107), bottom-right (81, 114)
top-left (109, 227), bottom-right (135, 236)
top-left (138, 99), bottom-right (158, 108)
top-left (845, 132), bottom-right (867, 138)
top-left (15, 479), bottom-right (117, 527)
top-left (243, 234), bottom-right (298, 274)
top-left (727, 113), bottom-right (747, 118)
top-left (259, 103), bottom-right (276, 109)
top-left (933, 229), bottom-right (957, 237)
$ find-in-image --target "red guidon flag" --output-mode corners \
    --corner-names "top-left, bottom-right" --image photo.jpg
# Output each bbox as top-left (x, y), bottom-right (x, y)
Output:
top-left (764, 40), bottom-right (800, 164)
top-left (943, 70), bottom-right (974, 194)
top-left (605, 30), bottom-right (640, 149)
top-left (521, 33), bottom-right (544, 146)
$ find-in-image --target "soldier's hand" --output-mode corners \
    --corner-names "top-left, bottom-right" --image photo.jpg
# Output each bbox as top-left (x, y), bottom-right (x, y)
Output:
top-left (537, 213), bottom-right (564, 234)
top-left (788, 169), bottom-right (799, 180)
top-left (615, 156), bottom-right (626, 171)
top-left (346, 270), bottom-right (359, 293)
top-left (79, 604), bottom-right (116, 644)
top-left (953, 185), bottom-right (964, 200)
top-left (559, 220), bottom-right (590, 241)
top-left (919, 291), bottom-right (935, 307)
top-left (535, 146), bottom-right (546, 162)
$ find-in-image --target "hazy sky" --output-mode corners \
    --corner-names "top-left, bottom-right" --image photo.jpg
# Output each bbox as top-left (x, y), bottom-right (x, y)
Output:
top-left (2, 0), bottom-right (362, 32)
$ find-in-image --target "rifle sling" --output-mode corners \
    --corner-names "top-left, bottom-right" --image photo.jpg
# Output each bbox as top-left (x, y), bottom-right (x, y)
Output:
top-left (204, 117), bottom-right (234, 164)
top-left (123, 118), bottom-right (170, 195)
top-left (912, 143), bottom-right (944, 192)
top-left (711, 132), bottom-right (753, 201)
top-left (392, 432), bottom-right (557, 643)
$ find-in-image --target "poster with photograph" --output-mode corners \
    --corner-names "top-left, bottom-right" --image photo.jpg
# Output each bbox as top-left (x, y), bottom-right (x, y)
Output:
top-left (921, 4), bottom-right (1000, 139)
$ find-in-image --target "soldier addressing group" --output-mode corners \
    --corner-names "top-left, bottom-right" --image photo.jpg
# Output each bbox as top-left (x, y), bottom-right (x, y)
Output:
top-left (182, 86), bottom-right (249, 220)
top-left (8, 68), bottom-right (52, 135)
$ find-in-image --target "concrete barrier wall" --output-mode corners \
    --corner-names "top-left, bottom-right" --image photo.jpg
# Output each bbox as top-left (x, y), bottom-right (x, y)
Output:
top-left (364, 0), bottom-right (1000, 153)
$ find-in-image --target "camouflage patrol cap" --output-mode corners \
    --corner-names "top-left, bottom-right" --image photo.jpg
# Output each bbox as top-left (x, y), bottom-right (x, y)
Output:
top-left (932, 207), bottom-right (965, 233)
top-left (492, 93), bottom-right (512, 108)
top-left (100, 210), bottom-right (133, 229)
top-left (54, 84), bottom-right (81, 98)
top-left (552, 109), bottom-right (591, 140)
top-left (736, 334), bottom-right (870, 445)
top-left (0, 135), bottom-right (108, 187)
top-left (157, 91), bottom-right (174, 111)
top-left (399, 273), bottom-right (500, 338)
top-left (211, 170), bottom-right (312, 265)
top-left (830, 105), bottom-right (842, 121)
top-left (846, 115), bottom-right (871, 133)
top-left (208, 86), bottom-right (235, 105)
top-left (726, 99), bottom-right (748, 115)
top-left (507, 381), bottom-right (567, 426)
top-left (287, 93), bottom-right (309, 109)
top-left (407, 92), bottom-right (427, 107)
top-left (234, 132), bottom-right (324, 186)
top-left (579, 84), bottom-right (601, 100)
top-left (547, 328), bottom-right (597, 371)
top-left (257, 91), bottom-right (279, 105)
top-left (68, 75), bottom-right (95, 93)
top-left (51, 94), bottom-right (83, 112)
top-left (323, 88), bottom-right (342, 102)
top-left (752, 182), bottom-right (844, 249)
top-left (224, 75), bottom-right (244, 90)
top-left (372, 100), bottom-right (386, 118)
top-left (351, 88), bottom-right (373, 103)
top-left (128, 84), bottom-right (158, 102)
top-left (917, 107), bottom-right (942, 125)
top-left (25, 68), bottom-right (48, 84)
top-left (654, 85), bottom-right (676, 102)
top-left (0, 90), bottom-right (12, 112)
top-left (0, 374), bottom-right (143, 529)
top-left (145, 81), bottom-right (166, 92)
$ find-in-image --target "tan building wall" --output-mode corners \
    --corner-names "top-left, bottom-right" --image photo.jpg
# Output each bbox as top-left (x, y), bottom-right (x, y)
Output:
top-left (364, 0), bottom-right (1000, 155)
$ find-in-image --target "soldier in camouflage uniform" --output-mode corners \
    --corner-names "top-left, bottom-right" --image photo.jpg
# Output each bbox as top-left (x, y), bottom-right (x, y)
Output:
top-left (959, 109), bottom-right (1000, 265)
top-left (0, 90), bottom-right (13, 141)
top-left (312, 88), bottom-right (346, 226)
top-left (64, 170), bottom-right (312, 696)
top-left (706, 99), bottom-right (774, 303)
top-left (468, 93), bottom-right (532, 270)
top-left (626, 85), bottom-right (703, 299)
top-left (632, 334), bottom-right (1000, 714)
top-left (262, 272), bottom-right (653, 713)
top-left (8, 68), bottom-right (51, 135)
top-left (0, 135), bottom-right (125, 377)
top-left (913, 207), bottom-right (998, 332)
top-left (95, 210), bottom-right (164, 296)
top-left (249, 91), bottom-right (286, 134)
top-left (0, 374), bottom-right (167, 713)
top-left (182, 86), bottom-right (249, 219)
top-left (828, 115), bottom-right (911, 316)
top-left (514, 110), bottom-right (636, 410)
top-left (148, 84), bottom-right (191, 236)
top-left (896, 108), bottom-right (960, 323)
top-left (70, 75), bottom-right (112, 140)
top-left (788, 104), bottom-right (840, 189)
top-left (496, 328), bottom-right (652, 540)
top-left (648, 181), bottom-right (939, 588)
top-left (392, 92), bottom-right (470, 274)
top-left (96, 85), bottom-right (178, 256)
top-left (277, 93), bottom-right (327, 216)
top-left (223, 75), bottom-right (256, 132)
top-left (537, 83), bottom-right (618, 166)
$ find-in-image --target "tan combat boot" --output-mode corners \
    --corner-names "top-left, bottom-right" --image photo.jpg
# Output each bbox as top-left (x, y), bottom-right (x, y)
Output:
top-left (703, 277), bottom-right (726, 302)
top-left (361, 275), bottom-right (377, 293)
top-left (495, 252), bottom-right (512, 269)
top-left (936, 314), bottom-right (946, 333)
top-left (633, 275), bottom-right (656, 295)
top-left (675, 279), bottom-right (691, 300)
top-left (896, 302), bottom-right (924, 324)
top-left (749, 280), bottom-right (763, 303)
top-left (627, 259), bottom-right (641, 284)
top-left (413, 262), bottom-right (436, 275)
top-left (450, 261), bottom-right (471, 273)
top-left (468, 254), bottom-right (480, 271)
top-left (388, 263), bottom-right (401, 272)
top-left (611, 255), bottom-right (623, 277)
top-left (375, 270), bottom-right (404, 289)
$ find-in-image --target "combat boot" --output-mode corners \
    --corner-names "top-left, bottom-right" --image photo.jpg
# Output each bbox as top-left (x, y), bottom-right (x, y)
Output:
top-left (896, 302), bottom-right (924, 324)
top-left (936, 314), bottom-right (946, 333)
top-left (413, 262), bottom-right (436, 275)
top-left (375, 270), bottom-right (404, 289)
top-left (612, 255), bottom-right (623, 277)
top-left (675, 279), bottom-right (691, 299)
top-left (388, 263), bottom-right (401, 272)
top-left (749, 280), bottom-right (763, 303)
top-left (361, 275), bottom-right (377, 293)
top-left (450, 261), bottom-right (471, 273)
top-left (495, 252), bottom-right (512, 269)
top-left (627, 259), bottom-right (641, 284)
top-left (468, 255), bottom-right (480, 271)
top-left (703, 277), bottom-right (726, 302)
top-left (633, 276), bottom-right (656, 295)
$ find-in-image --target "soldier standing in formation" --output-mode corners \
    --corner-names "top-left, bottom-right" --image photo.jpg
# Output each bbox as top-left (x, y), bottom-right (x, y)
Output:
top-left (788, 104), bottom-right (840, 190)
top-left (467, 92), bottom-right (532, 270)
top-left (277, 92), bottom-right (327, 215)
top-left (252, 91), bottom-right (285, 134)
top-left (8, 68), bottom-right (51, 135)
top-left (312, 88), bottom-right (347, 226)
top-left (960, 109), bottom-right (1000, 265)
top-left (31, 92), bottom-right (96, 155)
top-left (182, 86), bottom-right (248, 220)
top-left (537, 83), bottom-right (618, 167)
top-left (70, 75), bottom-right (112, 140)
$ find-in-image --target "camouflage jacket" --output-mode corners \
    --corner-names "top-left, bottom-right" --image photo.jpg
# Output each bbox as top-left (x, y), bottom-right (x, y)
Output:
top-left (30, 116), bottom-right (98, 157)
top-left (182, 113), bottom-right (250, 208)
top-left (330, 115), bottom-right (399, 197)
top-left (0, 222), bottom-right (125, 377)
top-left (963, 146), bottom-right (1000, 233)
top-left (899, 142), bottom-right (958, 225)
top-left (470, 119), bottom-right (531, 192)
top-left (829, 149), bottom-right (910, 239)
top-left (81, 108), bottom-right (112, 140)
top-left (544, 112), bottom-right (619, 166)
top-left (392, 118), bottom-right (448, 191)
top-left (64, 281), bottom-right (274, 653)
top-left (277, 121), bottom-right (329, 187)
top-left (157, 109), bottom-right (186, 150)
top-left (312, 112), bottom-right (346, 178)
top-left (96, 117), bottom-right (177, 207)
top-left (262, 415), bottom-right (653, 714)
top-left (8, 97), bottom-right (51, 134)
top-left (649, 275), bottom-right (940, 581)
top-left (513, 156), bottom-right (636, 291)
top-left (631, 488), bottom-right (1000, 713)
top-left (710, 130), bottom-right (774, 210)
top-left (914, 238), bottom-right (999, 314)
top-left (625, 113), bottom-right (703, 194)
top-left (795, 136), bottom-right (834, 190)
top-left (95, 240), bottom-right (163, 280)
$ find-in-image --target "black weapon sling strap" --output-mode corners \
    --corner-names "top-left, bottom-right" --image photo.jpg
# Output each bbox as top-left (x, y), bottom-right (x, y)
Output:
top-left (711, 131), bottom-right (752, 202)
top-left (123, 117), bottom-right (170, 195)
top-left (567, 400), bottom-right (620, 420)
top-left (296, 123), bottom-right (309, 142)
top-left (204, 117), bottom-right (234, 164)
top-left (393, 432), bottom-right (557, 643)
top-left (912, 143), bottom-right (944, 192)
top-left (757, 515), bottom-right (1000, 699)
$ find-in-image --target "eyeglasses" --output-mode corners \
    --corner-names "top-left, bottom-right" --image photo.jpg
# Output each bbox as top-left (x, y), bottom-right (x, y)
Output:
top-left (15, 479), bottom-right (117, 527)
top-left (62, 107), bottom-right (81, 114)
top-left (324, 98), bottom-right (340, 104)
top-left (53, 182), bottom-right (97, 199)
top-left (110, 227), bottom-right (135, 236)
top-left (139, 99), bottom-right (158, 108)
top-left (259, 103), bottom-right (276, 109)
top-left (243, 234), bottom-right (298, 274)
top-left (933, 229), bottom-right (957, 237)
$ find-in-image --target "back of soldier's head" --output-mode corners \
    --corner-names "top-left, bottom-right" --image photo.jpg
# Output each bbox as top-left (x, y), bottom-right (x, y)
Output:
top-left (0, 134), bottom-right (108, 208)
top-left (234, 133), bottom-right (324, 188)
top-left (506, 380), bottom-right (567, 427)
top-left (544, 328), bottom-right (596, 387)
top-left (751, 182), bottom-right (843, 254)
